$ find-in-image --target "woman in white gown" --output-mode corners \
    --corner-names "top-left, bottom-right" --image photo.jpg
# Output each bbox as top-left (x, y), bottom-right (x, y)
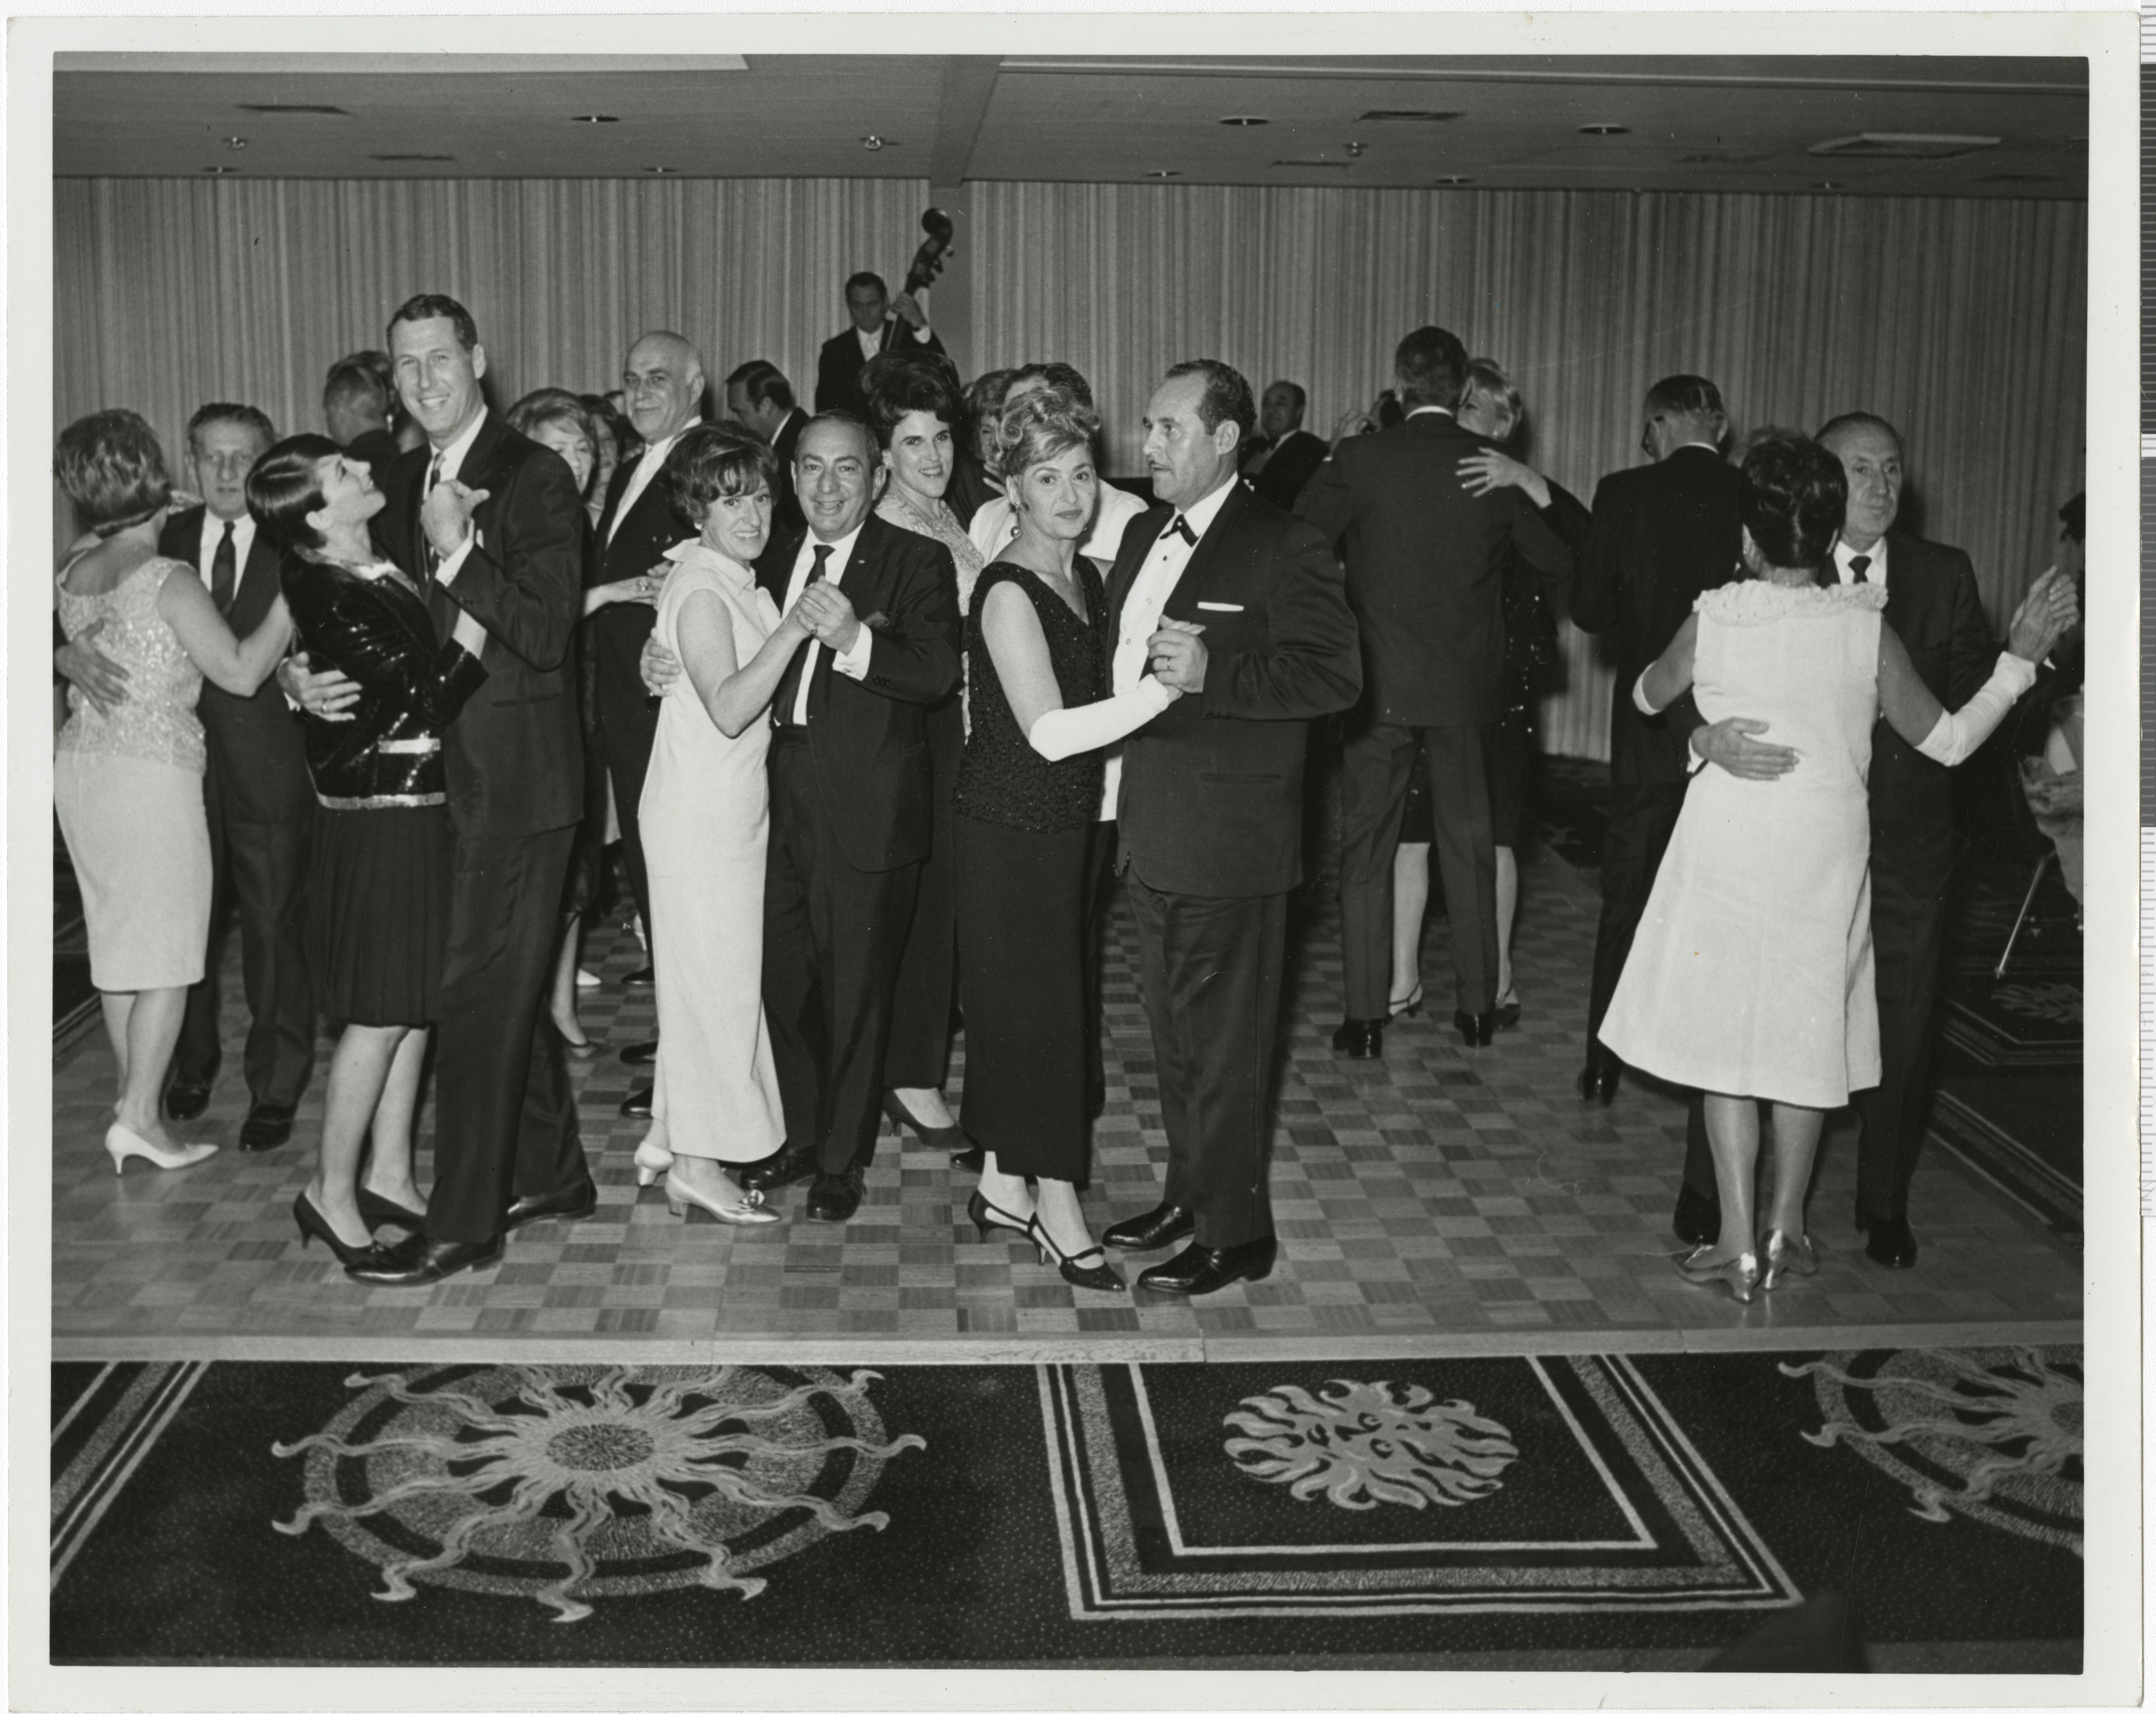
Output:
top-left (634, 424), bottom-right (817, 1225)
top-left (1601, 437), bottom-right (2076, 1301)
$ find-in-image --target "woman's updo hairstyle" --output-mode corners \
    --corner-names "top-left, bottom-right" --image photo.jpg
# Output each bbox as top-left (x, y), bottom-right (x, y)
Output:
top-left (54, 409), bottom-right (173, 538)
top-left (993, 386), bottom-right (1100, 487)
top-left (667, 422), bottom-right (779, 531)
top-left (863, 354), bottom-right (964, 451)
top-left (246, 432), bottom-right (346, 558)
top-left (1738, 436), bottom-right (1847, 574)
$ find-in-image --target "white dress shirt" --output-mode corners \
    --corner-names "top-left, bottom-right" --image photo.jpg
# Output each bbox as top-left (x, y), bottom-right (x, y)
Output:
top-left (609, 421), bottom-right (698, 545)
top-left (856, 318), bottom-right (934, 364)
top-left (780, 521), bottom-right (877, 725)
top-left (1831, 536), bottom-right (1889, 591)
top-left (196, 511), bottom-right (257, 601)
top-left (1097, 474), bottom-right (1238, 819)
top-left (1405, 404), bottom-right (1453, 423)
top-left (423, 409), bottom-right (490, 586)
top-left (967, 482), bottom-right (1149, 572)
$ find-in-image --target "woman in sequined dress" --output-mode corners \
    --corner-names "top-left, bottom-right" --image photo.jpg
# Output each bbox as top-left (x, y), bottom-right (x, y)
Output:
top-left (52, 410), bottom-right (294, 1176)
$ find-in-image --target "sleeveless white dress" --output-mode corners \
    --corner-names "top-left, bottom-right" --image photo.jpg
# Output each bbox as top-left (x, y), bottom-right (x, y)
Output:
top-left (1599, 579), bottom-right (1889, 1109)
top-left (638, 544), bottom-right (787, 1163)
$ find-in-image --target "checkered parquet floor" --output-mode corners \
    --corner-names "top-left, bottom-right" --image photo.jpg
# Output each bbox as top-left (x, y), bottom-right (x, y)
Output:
top-left (50, 844), bottom-right (2081, 1361)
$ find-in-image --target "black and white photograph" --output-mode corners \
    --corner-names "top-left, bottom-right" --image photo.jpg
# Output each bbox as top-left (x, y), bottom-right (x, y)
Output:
top-left (11, 10), bottom-right (2139, 1707)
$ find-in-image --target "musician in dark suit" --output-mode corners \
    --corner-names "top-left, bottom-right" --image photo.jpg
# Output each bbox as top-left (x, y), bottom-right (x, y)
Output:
top-left (1242, 381), bottom-right (1328, 511)
top-left (1570, 375), bottom-right (1745, 1106)
top-left (1297, 326), bottom-right (1573, 1058)
top-left (154, 405), bottom-right (317, 1147)
top-left (724, 359), bottom-right (808, 536)
top-left (1676, 413), bottom-right (1999, 1270)
top-left (644, 414), bottom-right (960, 1224)
top-left (296, 292), bottom-right (592, 1286)
top-left (1098, 361), bottom-right (1362, 1296)
top-left (813, 272), bottom-right (944, 420)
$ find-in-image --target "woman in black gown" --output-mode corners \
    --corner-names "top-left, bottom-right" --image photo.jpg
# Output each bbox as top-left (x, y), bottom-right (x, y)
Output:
top-left (252, 435), bottom-right (490, 1267)
top-left (955, 389), bottom-right (1182, 1293)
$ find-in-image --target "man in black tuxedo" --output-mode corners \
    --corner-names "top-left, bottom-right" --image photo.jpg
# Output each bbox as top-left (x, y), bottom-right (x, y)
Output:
top-left (1242, 381), bottom-right (1328, 511)
top-left (813, 272), bottom-right (943, 420)
top-left (1099, 360), bottom-right (1362, 1295)
top-left (1297, 326), bottom-right (1572, 1058)
top-left (1677, 413), bottom-right (2000, 1270)
top-left (724, 359), bottom-right (808, 536)
top-left (1570, 375), bottom-right (1747, 1106)
top-left (647, 414), bottom-right (959, 1223)
top-left (590, 330), bottom-right (705, 1104)
top-left (330, 292), bottom-right (591, 1285)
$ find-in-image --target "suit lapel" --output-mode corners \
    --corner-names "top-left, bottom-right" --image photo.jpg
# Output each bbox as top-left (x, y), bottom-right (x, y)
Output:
top-left (596, 456), bottom-right (637, 546)
top-left (1107, 509), bottom-right (1171, 633)
top-left (1159, 482), bottom-right (1248, 615)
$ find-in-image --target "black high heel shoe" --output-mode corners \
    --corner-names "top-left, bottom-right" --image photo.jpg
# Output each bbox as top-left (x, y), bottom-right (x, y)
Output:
top-left (294, 1191), bottom-right (392, 1269)
top-left (1452, 1009), bottom-right (1497, 1047)
top-left (967, 1187), bottom-right (1032, 1240)
top-left (1026, 1215), bottom-right (1126, 1293)
top-left (1388, 982), bottom-right (1424, 1020)
top-left (885, 1090), bottom-right (964, 1151)
top-left (358, 1187), bottom-right (428, 1231)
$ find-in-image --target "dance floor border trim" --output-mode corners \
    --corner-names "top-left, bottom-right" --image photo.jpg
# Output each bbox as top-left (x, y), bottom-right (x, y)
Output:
top-left (48, 1318), bottom-right (2085, 1367)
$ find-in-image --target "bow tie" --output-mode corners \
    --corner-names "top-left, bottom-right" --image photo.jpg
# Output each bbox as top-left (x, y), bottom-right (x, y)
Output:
top-left (1169, 515), bottom-right (1198, 548)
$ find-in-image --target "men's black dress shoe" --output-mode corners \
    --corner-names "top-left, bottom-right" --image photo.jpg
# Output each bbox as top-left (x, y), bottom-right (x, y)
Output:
top-left (164, 1080), bottom-right (212, 1123)
top-left (344, 1232), bottom-right (505, 1287)
top-left (1102, 1202), bottom-right (1196, 1252)
top-left (1673, 1182), bottom-right (1722, 1247)
top-left (738, 1147), bottom-right (820, 1194)
top-left (1138, 1236), bottom-right (1278, 1296)
top-left (620, 1039), bottom-right (659, 1066)
top-left (1856, 1210), bottom-right (1918, 1270)
top-left (504, 1176), bottom-right (598, 1232)
top-left (807, 1167), bottom-right (865, 1223)
top-left (625, 963), bottom-right (656, 987)
top-left (239, 1102), bottom-right (297, 1153)
top-left (1331, 1018), bottom-right (1384, 1059)
top-left (1576, 1055), bottom-right (1620, 1105)
top-left (1453, 1009), bottom-right (1496, 1048)
top-left (619, 1083), bottom-right (653, 1119)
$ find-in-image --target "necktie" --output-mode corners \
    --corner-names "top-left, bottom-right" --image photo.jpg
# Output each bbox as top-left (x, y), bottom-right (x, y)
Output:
top-left (1850, 554), bottom-right (1871, 584)
top-left (1170, 514), bottom-right (1198, 548)
top-left (421, 455), bottom-right (445, 572)
top-left (774, 544), bottom-right (836, 727)
top-left (209, 521), bottom-right (236, 615)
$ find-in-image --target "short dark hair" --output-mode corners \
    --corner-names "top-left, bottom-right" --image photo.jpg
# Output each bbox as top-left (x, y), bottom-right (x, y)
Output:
top-left (1646, 374), bottom-right (1727, 423)
top-left (55, 409), bottom-right (173, 536)
top-left (1164, 359), bottom-right (1256, 443)
top-left (844, 271), bottom-right (888, 301)
top-left (186, 402), bottom-right (275, 455)
top-left (863, 355), bottom-right (965, 448)
top-left (323, 352), bottom-right (394, 417)
top-left (667, 422), bottom-right (780, 530)
top-left (1394, 327), bottom-right (1469, 411)
top-left (245, 432), bottom-right (345, 558)
top-left (1266, 380), bottom-right (1308, 414)
top-left (995, 387), bottom-right (1101, 487)
top-left (799, 410), bottom-right (877, 463)
top-left (1814, 410), bottom-right (1903, 458)
top-left (1009, 362), bottom-right (1093, 411)
top-left (1739, 437), bottom-right (1847, 574)
top-left (387, 292), bottom-right (479, 352)
top-left (724, 359), bottom-right (796, 413)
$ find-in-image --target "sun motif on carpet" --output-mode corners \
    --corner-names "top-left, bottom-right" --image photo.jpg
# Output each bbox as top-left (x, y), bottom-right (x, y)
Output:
top-left (1223, 1378), bottom-right (1520, 1511)
top-left (272, 1364), bottom-right (923, 1620)
top-left (1781, 1346), bottom-right (2081, 1556)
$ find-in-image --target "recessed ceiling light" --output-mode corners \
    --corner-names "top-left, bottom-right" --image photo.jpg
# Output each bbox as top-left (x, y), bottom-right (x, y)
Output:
top-left (223, 136), bottom-right (248, 152)
top-left (1815, 180), bottom-right (1843, 190)
top-left (572, 114), bottom-right (619, 124)
top-left (641, 165), bottom-right (677, 175)
top-left (1143, 169), bottom-right (1182, 178)
top-left (1433, 175), bottom-right (1475, 186)
top-left (1578, 123), bottom-right (1631, 136)
top-left (201, 165), bottom-right (239, 175)
top-left (861, 135), bottom-right (891, 152)
top-left (1219, 116), bottom-right (1270, 128)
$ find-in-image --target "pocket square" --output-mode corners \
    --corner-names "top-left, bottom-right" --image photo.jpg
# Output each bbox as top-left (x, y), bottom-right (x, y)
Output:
top-left (1195, 601), bottom-right (1244, 613)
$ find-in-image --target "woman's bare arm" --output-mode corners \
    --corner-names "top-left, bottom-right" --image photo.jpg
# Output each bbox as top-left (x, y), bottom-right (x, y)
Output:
top-left (678, 587), bottom-right (810, 739)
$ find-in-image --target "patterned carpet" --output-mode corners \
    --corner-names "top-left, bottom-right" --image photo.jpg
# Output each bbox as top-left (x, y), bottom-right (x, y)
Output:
top-left (48, 1349), bottom-right (2082, 1670)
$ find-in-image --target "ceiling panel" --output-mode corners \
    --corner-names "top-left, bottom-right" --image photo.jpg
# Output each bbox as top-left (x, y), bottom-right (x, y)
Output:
top-left (52, 53), bottom-right (2087, 198)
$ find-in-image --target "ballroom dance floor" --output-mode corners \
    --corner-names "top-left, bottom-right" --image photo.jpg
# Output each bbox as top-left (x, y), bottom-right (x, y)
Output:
top-left (44, 784), bottom-right (2085, 1673)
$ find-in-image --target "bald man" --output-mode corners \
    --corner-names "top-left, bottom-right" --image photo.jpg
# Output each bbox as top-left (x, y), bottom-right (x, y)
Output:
top-left (592, 331), bottom-right (705, 1099)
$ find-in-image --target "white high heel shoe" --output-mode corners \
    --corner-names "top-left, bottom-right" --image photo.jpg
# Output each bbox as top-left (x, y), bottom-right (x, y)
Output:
top-left (633, 1139), bottom-right (675, 1188)
top-left (663, 1168), bottom-right (780, 1226)
top-left (105, 1121), bottom-right (216, 1176)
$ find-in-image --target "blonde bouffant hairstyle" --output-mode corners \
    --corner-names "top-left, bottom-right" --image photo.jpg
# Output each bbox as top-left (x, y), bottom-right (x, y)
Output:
top-left (993, 386), bottom-right (1100, 487)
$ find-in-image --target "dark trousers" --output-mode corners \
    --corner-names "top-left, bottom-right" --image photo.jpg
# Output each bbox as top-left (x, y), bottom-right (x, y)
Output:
top-left (1586, 781), bottom-right (1688, 1055)
top-left (596, 664), bottom-right (659, 938)
top-left (882, 707), bottom-right (960, 1091)
top-left (1128, 873), bottom-right (1286, 1249)
top-left (173, 763), bottom-right (314, 1105)
top-left (764, 738), bottom-right (920, 1174)
top-left (425, 824), bottom-right (585, 1244)
top-left (1340, 722), bottom-right (1497, 1016)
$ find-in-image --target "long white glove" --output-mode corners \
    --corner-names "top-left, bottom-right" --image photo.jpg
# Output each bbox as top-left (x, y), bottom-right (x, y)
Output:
top-left (1028, 676), bottom-right (1176, 763)
top-left (1915, 653), bottom-right (2038, 767)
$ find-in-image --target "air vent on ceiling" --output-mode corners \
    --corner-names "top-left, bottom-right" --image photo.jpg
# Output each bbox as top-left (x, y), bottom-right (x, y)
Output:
top-left (234, 103), bottom-right (352, 116)
top-left (1809, 132), bottom-right (2000, 159)
top-left (371, 153), bottom-right (455, 163)
top-left (1359, 110), bottom-right (1462, 123)
top-left (1679, 152), bottom-right (1772, 165)
top-left (1272, 159), bottom-right (1352, 170)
